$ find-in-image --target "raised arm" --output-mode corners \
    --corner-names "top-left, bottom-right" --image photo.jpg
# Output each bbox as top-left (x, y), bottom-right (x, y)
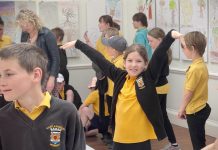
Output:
top-left (147, 30), bottom-right (182, 81)
top-left (61, 40), bottom-right (123, 81)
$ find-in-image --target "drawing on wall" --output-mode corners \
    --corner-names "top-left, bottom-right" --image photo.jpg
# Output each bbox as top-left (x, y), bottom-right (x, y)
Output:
top-left (156, 0), bottom-right (180, 59)
top-left (209, 0), bottom-right (218, 63)
top-left (137, 0), bottom-right (155, 28)
top-left (105, 0), bottom-right (122, 29)
top-left (180, 0), bottom-right (208, 61)
top-left (57, 1), bottom-right (79, 57)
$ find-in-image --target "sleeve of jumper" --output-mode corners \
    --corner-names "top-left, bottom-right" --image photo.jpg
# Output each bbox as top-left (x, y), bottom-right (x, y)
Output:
top-left (146, 30), bottom-right (175, 82)
top-left (45, 31), bottom-right (60, 77)
top-left (75, 40), bottom-right (122, 81)
top-left (66, 105), bottom-right (86, 150)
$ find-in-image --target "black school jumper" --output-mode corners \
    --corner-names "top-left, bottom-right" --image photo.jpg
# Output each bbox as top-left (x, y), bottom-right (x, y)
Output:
top-left (0, 97), bottom-right (85, 150)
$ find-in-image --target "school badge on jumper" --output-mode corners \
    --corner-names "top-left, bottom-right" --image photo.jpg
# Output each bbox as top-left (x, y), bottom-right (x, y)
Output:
top-left (47, 125), bottom-right (65, 147)
top-left (136, 76), bottom-right (145, 89)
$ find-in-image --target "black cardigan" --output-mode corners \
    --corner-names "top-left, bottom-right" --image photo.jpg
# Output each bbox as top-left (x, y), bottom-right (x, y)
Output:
top-left (75, 30), bottom-right (175, 140)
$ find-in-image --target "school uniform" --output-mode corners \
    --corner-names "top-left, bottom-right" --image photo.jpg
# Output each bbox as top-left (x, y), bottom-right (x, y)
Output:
top-left (0, 92), bottom-right (85, 150)
top-left (59, 84), bottom-right (82, 110)
top-left (0, 35), bottom-right (12, 49)
top-left (155, 51), bottom-right (177, 144)
top-left (84, 90), bottom-right (110, 135)
top-left (185, 57), bottom-right (211, 150)
top-left (74, 30), bottom-right (175, 149)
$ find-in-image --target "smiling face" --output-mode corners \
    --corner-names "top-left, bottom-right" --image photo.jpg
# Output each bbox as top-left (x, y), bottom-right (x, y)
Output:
top-left (0, 58), bottom-right (35, 101)
top-left (124, 51), bottom-right (147, 77)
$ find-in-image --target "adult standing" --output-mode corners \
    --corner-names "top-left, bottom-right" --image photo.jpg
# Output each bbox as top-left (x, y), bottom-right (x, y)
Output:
top-left (132, 12), bottom-right (152, 60)
top-left (16, 9), bottom-right (60, 94)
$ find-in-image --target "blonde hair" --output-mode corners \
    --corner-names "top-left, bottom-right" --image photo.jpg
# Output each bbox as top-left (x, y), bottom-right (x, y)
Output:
top-left (16, 9), bottom-right (43, 31)
top-left (103, 27), bottom-right (119, 38)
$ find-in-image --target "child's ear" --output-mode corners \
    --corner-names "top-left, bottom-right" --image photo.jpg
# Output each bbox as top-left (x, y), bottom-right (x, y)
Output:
top-left (32, 67), bottom-right (43, 83)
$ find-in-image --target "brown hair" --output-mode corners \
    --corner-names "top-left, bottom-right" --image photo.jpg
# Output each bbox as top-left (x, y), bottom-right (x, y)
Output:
top-left (0, 43), bottom-right (48, 85)
top-left (51, 27), bottom-right (65, 42)
top-left (132, 12), bottom-right (148, 27)
top-left (123, 44), bottom-right (148, 64)
top-left (148, 27), bottom-right (172, 64)
top-left (99, 15), bottom-right (113, 27)
top-left (183, 31), bottom-right (206, 56)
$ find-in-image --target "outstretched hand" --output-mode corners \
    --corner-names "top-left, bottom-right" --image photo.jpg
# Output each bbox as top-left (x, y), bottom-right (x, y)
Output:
top-left (171, 30), bottom-right (183, 39)
top-left (60, 40), bottom-right (77, 50)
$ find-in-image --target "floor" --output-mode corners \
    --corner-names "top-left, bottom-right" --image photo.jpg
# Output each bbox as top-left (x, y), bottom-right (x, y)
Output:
top-left (86, 124), bottom-right (216, 150)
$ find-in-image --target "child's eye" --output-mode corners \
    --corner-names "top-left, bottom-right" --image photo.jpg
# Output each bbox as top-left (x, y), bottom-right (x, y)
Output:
top-left (127, 59), bottom-right (132, 62)
top-left (5, 73), bottom-right (13, 77)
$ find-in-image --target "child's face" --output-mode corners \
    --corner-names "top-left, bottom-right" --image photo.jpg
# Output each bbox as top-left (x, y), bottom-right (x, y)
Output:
top-left (132, 20), bottom-right (141, 29)
top-left (98, 21), bottom-right (109, 32)
top-left (0, 58), bottom-right (36, 101)
top-left (181, 38), bottom-right (192, 59)
top-left (147, 35), bottom-right (162, 50)
top-left (106, 46), bottom-right (120, 58)
top-left (56, 82), bottom-right (65, 92)
top-left (124, 51), bottom-right (147, 77)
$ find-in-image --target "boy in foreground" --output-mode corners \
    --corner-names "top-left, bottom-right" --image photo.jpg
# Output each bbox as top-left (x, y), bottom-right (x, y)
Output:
top-left (0, 43), bottom-right (85, 150)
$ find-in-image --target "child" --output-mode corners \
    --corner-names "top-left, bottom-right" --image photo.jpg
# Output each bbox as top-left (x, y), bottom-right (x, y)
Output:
top-left (0, 43), bottom-right (85, 150)
top-left (132, 12), bottom-right (152, 60)
top-left (51, 27), bottom-right (69, 85)
top-left (102, 27), bottom-right (126, 115)
top-left (147, 27), bottom-right (180, 150)
top-left (61, 30), bottom-right (181, 150)
top-left (80, 77), bottom-right (112, 146)
top-left (178, 31), bottom-right (211, 150)
top-left (56, 73), bottom-right (82, 110)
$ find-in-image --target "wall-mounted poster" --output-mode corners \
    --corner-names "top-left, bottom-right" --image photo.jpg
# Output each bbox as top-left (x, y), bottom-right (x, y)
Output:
top-left (105, 0), bottom-right (122, 30)
top-left (180, 0), bottom-right (208, 61)
top-left (136, 0), bottom-right (155, 28)
top-left (156, 0), bottom-right (180, 59)
top-left (209, 0), bottom-right (218, 63)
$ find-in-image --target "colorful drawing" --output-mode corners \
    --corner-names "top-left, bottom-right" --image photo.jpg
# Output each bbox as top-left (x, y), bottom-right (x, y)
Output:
top-left (209, 0), bottom-right (218, 63)
top-left (105, 0), bottom-right (122, 28)
top-left (137, 0), bottom-right (154, 28)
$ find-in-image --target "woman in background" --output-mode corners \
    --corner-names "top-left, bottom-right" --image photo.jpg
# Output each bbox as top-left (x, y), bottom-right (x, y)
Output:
top-left (16, 9), bottom-right (60, 94)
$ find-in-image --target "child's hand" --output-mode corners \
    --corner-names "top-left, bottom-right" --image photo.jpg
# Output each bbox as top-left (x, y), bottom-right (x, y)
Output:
top-left (172, 30), bottom-right (183, 39)
top-left (84, 31), bottom-right (90, 43)
top-left (177, 109), bottom-right (186, 119)
top-left (60, 40), bottom-right (77, 49)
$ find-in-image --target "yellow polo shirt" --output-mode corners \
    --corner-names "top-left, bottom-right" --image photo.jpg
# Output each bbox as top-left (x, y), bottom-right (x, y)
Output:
top-left (113, 75), bottom-right (156, 143)
top-left (156, 84), bottom-right (170, 94)
top-left (96, 37), bottom-right (111, 61)
top-left (107, 54), bottom-right (124, 96)
top-left (0, 35), bottom-right (12, 49)
top-left (15, 92), bottom-right (51, 120)
top-left (83, 90), bottom-right (110, 116)
top-left (185, 57), bottom-right (208, 114)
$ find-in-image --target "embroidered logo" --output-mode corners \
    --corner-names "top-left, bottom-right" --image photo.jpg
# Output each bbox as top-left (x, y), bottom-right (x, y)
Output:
top-left (136, 76), bottom-right (145, 89)
top-left (47, 125), bottom-right (65, 147)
